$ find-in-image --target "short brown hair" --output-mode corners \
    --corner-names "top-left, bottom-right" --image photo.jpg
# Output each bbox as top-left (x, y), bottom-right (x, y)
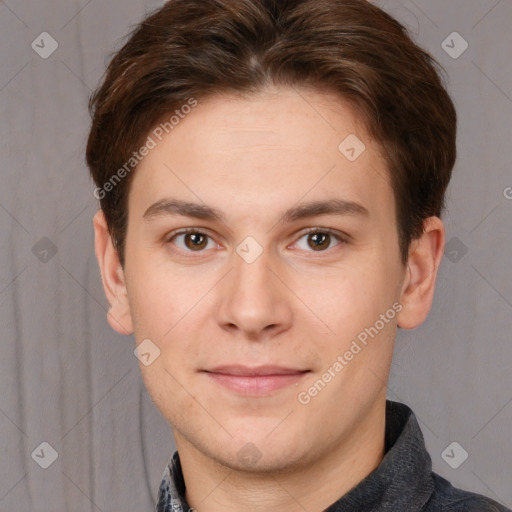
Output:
top-left (86, 0), bottom-right (456, 266)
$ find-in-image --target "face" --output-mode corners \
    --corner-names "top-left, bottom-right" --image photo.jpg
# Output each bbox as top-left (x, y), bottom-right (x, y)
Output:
top-left (96, 86), bottom-right (440, 474)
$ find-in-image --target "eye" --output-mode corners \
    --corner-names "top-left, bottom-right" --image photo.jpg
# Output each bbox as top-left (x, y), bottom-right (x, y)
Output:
top-left (293, 228), bottom-right (345, 252)
top-left (166, 227), bottom-right (347, 256)
top-left (168, 229), bottom-right (217, 253)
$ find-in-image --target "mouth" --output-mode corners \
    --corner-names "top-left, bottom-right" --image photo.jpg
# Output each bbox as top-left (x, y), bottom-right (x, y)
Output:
top-left (201, 365), bottom-right (310, 396)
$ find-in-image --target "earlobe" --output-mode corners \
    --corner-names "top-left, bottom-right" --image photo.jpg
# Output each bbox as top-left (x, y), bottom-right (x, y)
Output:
top-left (397, 217), bottom-right (445, 330)
top-left (93, 210), bottom-right (134, 335)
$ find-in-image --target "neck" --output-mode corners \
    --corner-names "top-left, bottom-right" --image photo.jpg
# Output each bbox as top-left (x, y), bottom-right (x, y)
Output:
top-left (175, 400), bottom-right (386, 512)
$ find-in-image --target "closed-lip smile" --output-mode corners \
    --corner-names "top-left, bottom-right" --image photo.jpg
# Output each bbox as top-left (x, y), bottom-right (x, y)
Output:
top-left (202, 365), bottom-right (310, 395)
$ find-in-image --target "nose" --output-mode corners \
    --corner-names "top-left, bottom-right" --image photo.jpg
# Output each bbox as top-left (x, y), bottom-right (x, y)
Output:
top-left (214, 246), bottom-right (293, 341)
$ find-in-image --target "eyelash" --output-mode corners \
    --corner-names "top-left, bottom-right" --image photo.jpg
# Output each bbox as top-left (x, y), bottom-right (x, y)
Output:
top-left (165, 227), bottom-right (348, 257)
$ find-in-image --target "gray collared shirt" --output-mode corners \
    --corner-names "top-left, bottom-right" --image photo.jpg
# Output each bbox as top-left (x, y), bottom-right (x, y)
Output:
top-left (155, 400), bottom-right (510, 511)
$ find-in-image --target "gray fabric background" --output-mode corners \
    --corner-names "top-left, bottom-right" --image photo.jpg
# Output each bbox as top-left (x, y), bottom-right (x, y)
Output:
top-left (1, 0), bottom-right (511, 511)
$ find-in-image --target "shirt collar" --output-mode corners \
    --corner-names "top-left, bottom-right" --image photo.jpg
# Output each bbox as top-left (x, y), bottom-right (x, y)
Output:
top-left (155, 400), bottom-right (434, 512)
top-left (155, 450), bottom-right (190, 512)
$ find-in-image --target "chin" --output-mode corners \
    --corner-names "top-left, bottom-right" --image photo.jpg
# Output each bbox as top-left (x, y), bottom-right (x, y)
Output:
top-left (217, 427), bottom-right (312, 474)
top-left (214, 443), bottom-right (309, 475)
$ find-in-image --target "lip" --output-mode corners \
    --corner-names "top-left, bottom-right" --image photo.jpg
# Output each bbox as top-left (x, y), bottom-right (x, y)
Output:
top-left (203, 365), bottom-right (310, 395)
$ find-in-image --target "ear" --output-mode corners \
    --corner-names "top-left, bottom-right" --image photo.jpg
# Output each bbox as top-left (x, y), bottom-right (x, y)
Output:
top-left (93, 210), bottom-right (134, 335)
top-left (396, 216), bottom-right (445, 330)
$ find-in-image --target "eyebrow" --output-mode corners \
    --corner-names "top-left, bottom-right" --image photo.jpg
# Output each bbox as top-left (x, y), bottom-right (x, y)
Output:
top-left (142, 198), bottom-right (369, 224)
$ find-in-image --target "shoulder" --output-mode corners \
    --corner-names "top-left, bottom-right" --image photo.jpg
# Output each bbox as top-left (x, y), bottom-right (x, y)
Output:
top-left (422, 472), bottom-right (511, 512)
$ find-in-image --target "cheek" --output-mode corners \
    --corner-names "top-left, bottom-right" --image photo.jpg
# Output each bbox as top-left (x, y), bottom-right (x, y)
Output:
top-left (298, 259), bottom-right (394, 338)
top-left (126, 258), bottom-right (205, 340)
top-left (138, 356), bottom-right (199, 430)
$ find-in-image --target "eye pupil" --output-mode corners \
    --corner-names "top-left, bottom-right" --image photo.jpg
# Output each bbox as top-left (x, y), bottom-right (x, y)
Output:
top-left (185, 233), bottom-right (207, 250)
top-left (308, 232), bottom-right (330, 251)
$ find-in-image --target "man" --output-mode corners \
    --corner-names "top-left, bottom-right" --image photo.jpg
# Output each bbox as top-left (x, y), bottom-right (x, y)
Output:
top-left (86, 0), bottom-right (510, 510)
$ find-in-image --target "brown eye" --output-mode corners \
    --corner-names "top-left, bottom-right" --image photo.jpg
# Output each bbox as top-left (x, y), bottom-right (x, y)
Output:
top-left (294, 229), bottom-right (344, 253)
top-left (307, 232), bottom-right (331, 251)
top-left (170, 231), bottom-right (214, 252)
top-left (183, 233), bottom-right (208, 251)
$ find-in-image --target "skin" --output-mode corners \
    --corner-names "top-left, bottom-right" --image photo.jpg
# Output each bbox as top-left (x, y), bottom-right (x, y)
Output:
top-left (94, 85), bottom-right (444, 512)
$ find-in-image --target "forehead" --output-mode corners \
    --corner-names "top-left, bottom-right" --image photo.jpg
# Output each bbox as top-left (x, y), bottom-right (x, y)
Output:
top-left (128, 86), bottom-right (393, 221)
